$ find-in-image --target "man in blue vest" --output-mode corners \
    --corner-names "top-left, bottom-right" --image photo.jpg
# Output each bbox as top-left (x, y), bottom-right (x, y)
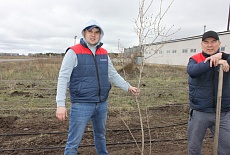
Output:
top-left (187, 30), bottom-right (230, 155)
top-left (56, 19), bottom-right (140, 155)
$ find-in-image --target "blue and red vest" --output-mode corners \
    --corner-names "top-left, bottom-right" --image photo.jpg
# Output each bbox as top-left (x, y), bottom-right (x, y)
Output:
top-left (188, 52), bottom-right (230, 112)
top-left (68, 44), bottom-right (111, 103)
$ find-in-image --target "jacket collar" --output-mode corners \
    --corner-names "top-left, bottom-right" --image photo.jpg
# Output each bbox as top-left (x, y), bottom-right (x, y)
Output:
top-left (202, 49), bottom-right (219, 58)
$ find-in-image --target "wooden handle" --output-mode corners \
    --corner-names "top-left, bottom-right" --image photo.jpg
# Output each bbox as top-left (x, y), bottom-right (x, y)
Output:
top-left (213, 65), bottom-right (223, 155)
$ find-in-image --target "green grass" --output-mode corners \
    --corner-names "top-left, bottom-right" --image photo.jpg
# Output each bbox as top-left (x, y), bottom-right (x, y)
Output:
top-left (0, 58), bottom-right (189, 111)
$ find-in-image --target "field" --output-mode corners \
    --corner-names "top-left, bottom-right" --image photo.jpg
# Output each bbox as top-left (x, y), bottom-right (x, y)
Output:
top-left (0, 57), bottom-right (213, 155)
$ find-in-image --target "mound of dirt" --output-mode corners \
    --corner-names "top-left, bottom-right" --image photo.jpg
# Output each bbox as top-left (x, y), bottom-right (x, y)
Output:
top-left (117, 63), bottom-right (141, 75)
top-left (0, 116), bottom-right (18, 128)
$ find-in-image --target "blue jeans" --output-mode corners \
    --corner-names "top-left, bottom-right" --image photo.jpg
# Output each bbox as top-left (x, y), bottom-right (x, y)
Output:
top-left (188, 110), bottom-right (230, 155)
top-left (64, 101), bottom-right (108, 155)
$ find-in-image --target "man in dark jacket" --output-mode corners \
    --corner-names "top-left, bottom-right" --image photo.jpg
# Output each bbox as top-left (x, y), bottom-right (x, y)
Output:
top-left (187, 30), bottom-right (230, 155)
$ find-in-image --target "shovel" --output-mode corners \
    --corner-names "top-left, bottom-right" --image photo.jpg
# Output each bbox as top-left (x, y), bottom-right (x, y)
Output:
top-left (213, 64), bottom-right (223, 155)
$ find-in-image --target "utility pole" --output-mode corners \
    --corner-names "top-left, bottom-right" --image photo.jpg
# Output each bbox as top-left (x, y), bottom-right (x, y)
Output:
top-left (118, 39), bottom-right (120, 51)
top-left (74, 35), bottom-right (77, 45)
top-left (227, 4), bottom-right (230, 31)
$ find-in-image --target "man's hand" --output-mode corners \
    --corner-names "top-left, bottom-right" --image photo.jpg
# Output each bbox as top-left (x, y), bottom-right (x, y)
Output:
top-left (204, 53), bottom-right (222, 67)
top-left (56, 106), bottom-right (68, 121)
top-left (128, 86), bottom-right (140, 96)
top-left (218, 60), bottom-right (230, 72)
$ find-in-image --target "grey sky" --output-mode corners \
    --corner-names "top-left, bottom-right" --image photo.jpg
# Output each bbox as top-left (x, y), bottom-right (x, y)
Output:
top-left (0, 0), bottom-right (229, 55)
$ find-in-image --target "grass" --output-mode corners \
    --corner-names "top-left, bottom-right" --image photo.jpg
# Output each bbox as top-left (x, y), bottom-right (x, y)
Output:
top-left (0, 57), bottom-right (189, 111)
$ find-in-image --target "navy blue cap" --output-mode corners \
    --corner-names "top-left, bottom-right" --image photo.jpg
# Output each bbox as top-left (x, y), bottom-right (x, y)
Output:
top-left (202, 31), bottom-right (219, 41)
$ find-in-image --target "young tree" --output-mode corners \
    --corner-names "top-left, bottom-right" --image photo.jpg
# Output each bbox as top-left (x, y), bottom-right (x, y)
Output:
top-left (123, 0), bottom-right (180, 154)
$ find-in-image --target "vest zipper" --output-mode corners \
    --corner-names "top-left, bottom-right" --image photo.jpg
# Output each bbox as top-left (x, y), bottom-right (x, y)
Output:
top-left (93, 55), bottom-right (102, 102)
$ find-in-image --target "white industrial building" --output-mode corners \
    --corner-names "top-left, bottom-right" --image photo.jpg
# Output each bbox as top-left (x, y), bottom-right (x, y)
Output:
top-left (125, 31), bottom-right (230, 66)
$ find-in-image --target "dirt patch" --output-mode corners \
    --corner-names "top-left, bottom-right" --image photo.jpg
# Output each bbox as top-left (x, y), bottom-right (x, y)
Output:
top-left (0, 104), bottom-right (213, 155)
top-left (0, 116), bottom-right (18, 128)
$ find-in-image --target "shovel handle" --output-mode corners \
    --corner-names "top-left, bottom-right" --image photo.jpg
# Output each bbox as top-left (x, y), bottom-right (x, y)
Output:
top-left (213, 65), bottom-right (223, 155)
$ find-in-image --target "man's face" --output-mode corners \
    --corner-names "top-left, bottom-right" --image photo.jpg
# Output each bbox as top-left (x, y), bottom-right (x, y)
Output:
top-left (201, 37), bottom-right (221, 55)
top-left (84, 28), bottom-right (100, 46)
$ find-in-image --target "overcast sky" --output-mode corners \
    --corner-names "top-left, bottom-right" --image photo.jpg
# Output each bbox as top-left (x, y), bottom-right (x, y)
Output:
top-left (0, 0), bottom-right (229, 55)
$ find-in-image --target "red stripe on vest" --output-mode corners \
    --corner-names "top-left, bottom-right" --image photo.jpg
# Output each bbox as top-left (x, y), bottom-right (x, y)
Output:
top-left (70, 44), bottom-right (108, 55)
top-left (70, 44), bottom-right (92, 54)
top-left (191, 52), bottom-right (206, 63)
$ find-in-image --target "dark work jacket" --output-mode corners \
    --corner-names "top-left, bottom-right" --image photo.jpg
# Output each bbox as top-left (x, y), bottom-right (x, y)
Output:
top-left (67, 40), bottom-right (111, 103)
top-left (187, 51), bottom-right (230, 113)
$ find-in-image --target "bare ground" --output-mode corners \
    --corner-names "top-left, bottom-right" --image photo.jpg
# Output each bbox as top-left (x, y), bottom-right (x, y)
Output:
top-left (0, 104), bottom-right (214, 155)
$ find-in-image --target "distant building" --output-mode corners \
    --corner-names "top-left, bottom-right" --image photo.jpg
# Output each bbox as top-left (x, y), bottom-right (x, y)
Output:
top-left (0, 53), bottom-right (19, 56)
top-left (124, 31), bottom-right (230, 66)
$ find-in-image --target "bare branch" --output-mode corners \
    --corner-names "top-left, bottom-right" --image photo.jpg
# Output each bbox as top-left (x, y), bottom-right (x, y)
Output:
top-left (119, 111), bottom-right (141, 152)
top-left (143, 0), bottom-right (154, 16)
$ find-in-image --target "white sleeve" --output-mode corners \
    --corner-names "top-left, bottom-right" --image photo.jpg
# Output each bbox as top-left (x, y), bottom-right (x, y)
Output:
top-left (56, 49), bottom-right (77, 107)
